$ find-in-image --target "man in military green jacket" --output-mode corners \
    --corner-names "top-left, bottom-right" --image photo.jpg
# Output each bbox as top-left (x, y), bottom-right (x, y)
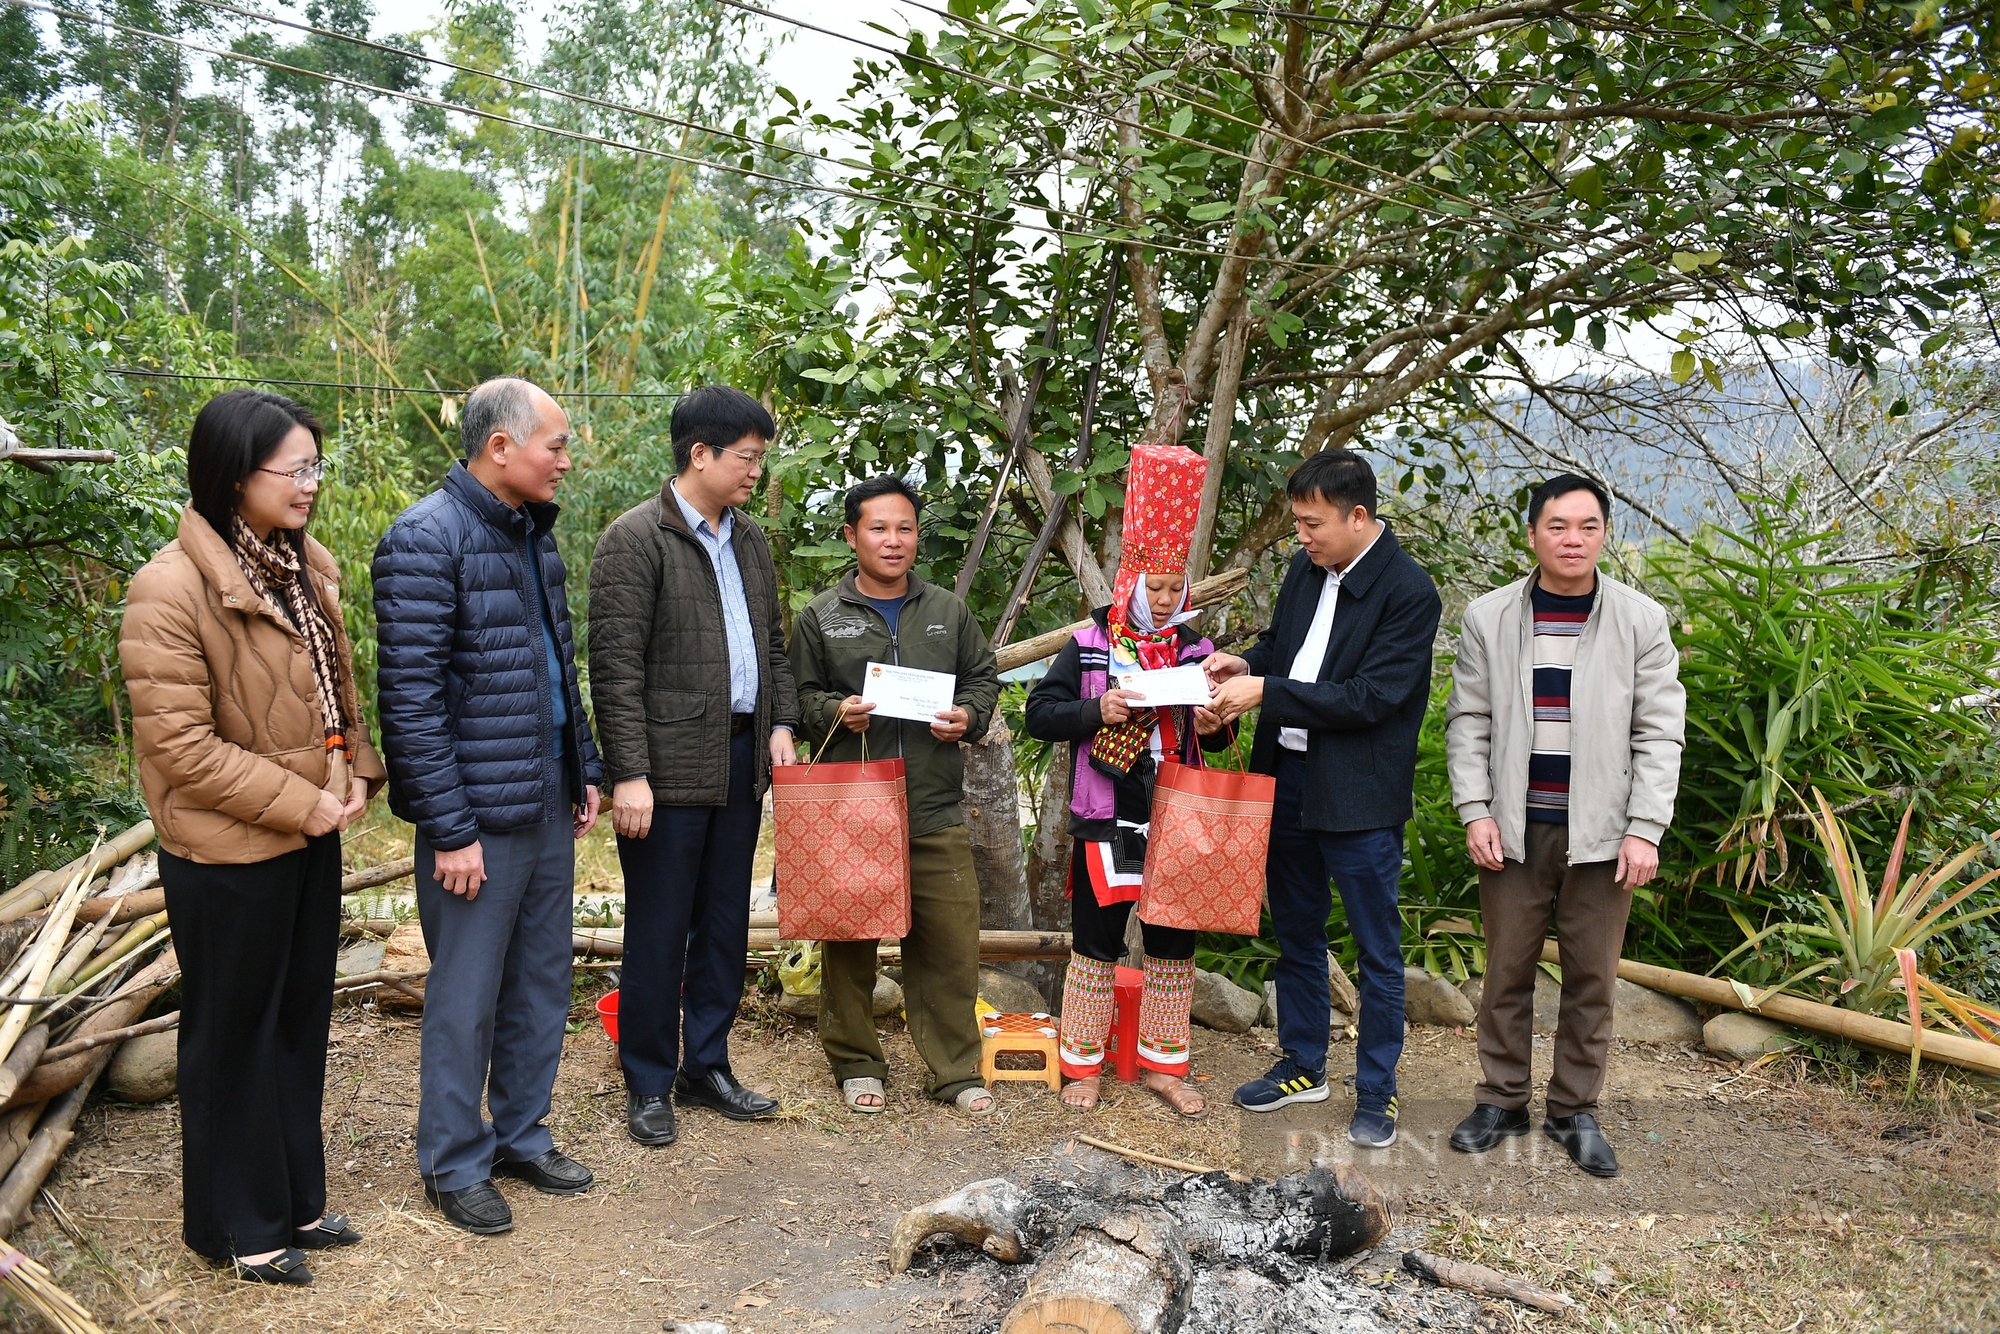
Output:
top-left (788, 476), bottom-right (1001, 1115)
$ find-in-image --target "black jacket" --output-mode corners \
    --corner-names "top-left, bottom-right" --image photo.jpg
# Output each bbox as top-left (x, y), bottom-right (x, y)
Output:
top-left (1244, 523), bottom-right (1441, 833)
top-left (372, 462), bottom-right (603, 851)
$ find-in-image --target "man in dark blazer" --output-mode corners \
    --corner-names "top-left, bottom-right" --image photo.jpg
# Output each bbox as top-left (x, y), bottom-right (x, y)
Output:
top-left (588, 386), bottom-right (799, 1147)
top-left (1204, 449), bottom-right (1441, 1148)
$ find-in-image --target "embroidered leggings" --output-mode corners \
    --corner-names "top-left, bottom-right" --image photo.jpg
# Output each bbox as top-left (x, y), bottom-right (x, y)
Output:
top-left (1059, 845), bottom-right (1196, 1079)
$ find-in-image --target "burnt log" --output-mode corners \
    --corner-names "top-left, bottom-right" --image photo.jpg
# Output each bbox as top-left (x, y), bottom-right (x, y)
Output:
top-left (889, 1178), bottom-right (1050, 1275)
top-left (1160, 1164), bottom-right (1394, 1263)
top-left (1000, 1206), bottom-right (1193, 1334)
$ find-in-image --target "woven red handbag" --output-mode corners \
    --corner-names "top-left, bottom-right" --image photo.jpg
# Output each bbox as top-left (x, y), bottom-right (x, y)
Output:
top-left (771, 717), bottom-right (912, 941)
top-left (1136, 741), bottom-right (1274, 936)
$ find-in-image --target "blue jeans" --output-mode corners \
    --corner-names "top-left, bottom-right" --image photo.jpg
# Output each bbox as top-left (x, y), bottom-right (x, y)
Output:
top-left (414, 817), bottom-right (576, 1192)
top-left (615, 727), bottom-right (762, 1095)
top-left (1266, 752), bottom-right (1406, 1104)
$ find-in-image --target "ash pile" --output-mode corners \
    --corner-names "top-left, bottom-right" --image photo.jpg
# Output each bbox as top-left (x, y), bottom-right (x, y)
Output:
top-left (888, 1147), bottom-right (1492, 1333)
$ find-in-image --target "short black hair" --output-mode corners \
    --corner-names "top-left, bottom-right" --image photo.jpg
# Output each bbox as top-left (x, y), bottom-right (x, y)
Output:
top-left (843, 475), bottom-right (923, 528)
top-left (1286, 448), bottom-right (1377, 516)
top-left (187, 388), bottom-right (323, 545)
top-left (1527, 473), bottom-right (1611, 526)
top-left (671, 385), bottom-right (775, 473)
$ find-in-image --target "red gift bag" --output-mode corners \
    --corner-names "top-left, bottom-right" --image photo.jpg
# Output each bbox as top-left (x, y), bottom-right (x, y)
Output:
top-left (772, 749), bottom-right (913, 942)
top-left (1137, 751), bottom-right (1275, 936)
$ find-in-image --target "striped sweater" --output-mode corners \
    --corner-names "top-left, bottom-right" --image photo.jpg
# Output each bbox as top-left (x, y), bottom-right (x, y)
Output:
top-left (1526, 580), bottom-right (1596, 822)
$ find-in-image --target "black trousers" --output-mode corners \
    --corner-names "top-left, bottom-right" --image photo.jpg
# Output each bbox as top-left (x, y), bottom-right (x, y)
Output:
top-left (615, 727), bottom-right (762, 1095)
top-left (1067, 844), bottom-right (1196, 964)
top-left (160, 834), bottom-right (341, 1260)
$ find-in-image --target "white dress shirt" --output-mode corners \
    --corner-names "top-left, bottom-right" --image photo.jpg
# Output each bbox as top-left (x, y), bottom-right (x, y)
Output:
top-left (1277, 522), bottom-right (1385, 752)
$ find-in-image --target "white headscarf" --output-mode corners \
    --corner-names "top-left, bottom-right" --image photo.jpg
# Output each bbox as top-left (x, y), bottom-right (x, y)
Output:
top-left (1124, 569), bottom-right (1198, 634)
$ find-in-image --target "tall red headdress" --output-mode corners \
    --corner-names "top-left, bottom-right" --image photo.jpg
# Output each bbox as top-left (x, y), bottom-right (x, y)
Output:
top-left (1108, 440), bottom-right (1209, 640)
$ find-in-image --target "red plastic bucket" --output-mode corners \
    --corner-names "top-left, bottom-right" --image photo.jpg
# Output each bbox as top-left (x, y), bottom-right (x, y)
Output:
top-left (596, 989), bottom-right (620, 1043)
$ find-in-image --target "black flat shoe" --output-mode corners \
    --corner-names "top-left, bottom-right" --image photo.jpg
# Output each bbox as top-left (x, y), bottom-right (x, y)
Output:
top-left (234, 1247), bottom-right (313, 1285)
top-left (494, 1148), bottom-right (594, 1196)
top-left (1450, 1103), bottom-right (1531, 1154)
top-left (627, 1092), bottom-right (678, 1146)
top-left (674, 1067), bottom-right (779, 1122)
top-left (292, 1213), bottom-right (363, 1249)
top-left (1543, 1111), bottom-right (1620, 1177)
top-left (423, 1178), bottom-right (514, 1234)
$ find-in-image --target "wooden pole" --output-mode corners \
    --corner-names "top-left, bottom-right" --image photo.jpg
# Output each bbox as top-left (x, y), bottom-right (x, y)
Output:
top-left (0, 1055), bottom-right (109, 1239)
top-left (0, 822), bottom-right (156, 925)
top-left (996, 568), bottom-right (1248, 673)
top-left (341, 858), bottom-right (415, 895)
top-left (1540, 941), bottom-right (2000, 1077)
top-left (958, 299), bottom-right (1069, 600)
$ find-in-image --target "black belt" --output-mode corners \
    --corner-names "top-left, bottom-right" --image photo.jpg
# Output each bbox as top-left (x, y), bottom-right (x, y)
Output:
top-left (729, 713), bottom-right (756, 735)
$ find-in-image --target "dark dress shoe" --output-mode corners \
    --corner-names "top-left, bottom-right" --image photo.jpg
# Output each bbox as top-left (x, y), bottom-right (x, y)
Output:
top-left (234, 1247), bottom-right (313, 1285)
top-left (1543, 1111), bottom-right (1620, 1177)
top-left (675, 1068), bottom-right (779, 1122)
top-left (1450, 1103), bottom-right (1531, 1154)
top-left (292, 1213), bottom-right (363, 1249)
top-left (494, 1148), bottom-right (594, 1196)
top-left (423, 1178), bottom-right (515, 1234)
top-left (627, 1092), bottom-right (678, 1146)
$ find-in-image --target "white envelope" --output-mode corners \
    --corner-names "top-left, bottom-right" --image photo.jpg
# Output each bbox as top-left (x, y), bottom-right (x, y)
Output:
top-left (861, 661), bottom-right (958, 722)
top-left (1113, 664), bottom-right (1213, 707)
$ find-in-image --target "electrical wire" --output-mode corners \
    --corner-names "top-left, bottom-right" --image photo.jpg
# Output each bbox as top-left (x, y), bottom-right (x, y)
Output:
top-left (109, 367), bottom-right (686, 398)
top-left (9, 0), bottom-right (1339, 273)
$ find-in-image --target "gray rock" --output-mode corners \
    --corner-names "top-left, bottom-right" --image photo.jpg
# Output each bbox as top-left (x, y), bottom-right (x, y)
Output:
top-left (107, 1030), bottom-right (177, 1103)
top-left (1404, 968), bottom-right (1477, 1027)
top-left (1259, 980), bottom-right (1280, 1028)
top-left (1460, 970), bottom-right (1561, 1033)
top-left (1613, 978), bottom-right (1703, 1044)
top-left (871, 973), bottom-right (904, 1018)
top-left (1190, 968), bottom-right (1264, 1033)
top-left (335, 938), bottom-right (385, 977)
top-left (775, 989), bottom-right (819, 1021)
top-left (978, 967), bottom-right (1047, 1016)
top-left (1704, 1011), bottom-right (1797, 1061)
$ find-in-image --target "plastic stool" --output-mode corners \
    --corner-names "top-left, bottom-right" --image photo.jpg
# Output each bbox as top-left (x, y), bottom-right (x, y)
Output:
top-left (978, 1012), bottom-right (1061, 1090)
top-left (1103, 965), bottom-right (1144, 1083)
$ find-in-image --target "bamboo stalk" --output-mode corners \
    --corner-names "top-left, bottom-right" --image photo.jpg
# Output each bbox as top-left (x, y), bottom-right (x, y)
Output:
top-left (74, 889), bottom-right (165, 925)
top-left (0, 1103), bottom-right (43, 1181)
top-left (0, 1238), bottom-right (106, 1334)
top-left (1539, 941), bottom-right (2000, 1077)
top-left (38, 1013), bottom-right (178, 1066)
top-left (44, 917), bottom-right (112, 996)
top-left (0, 1051), bottom-right (109, 1238)
top-left (63, 913), bottom-right (168, 994)
top-left (3, 970), bottom-right (177, 1112)
top-left (0, 822), bottom-right (154, 924)
top-left (994, 569), bottom-right (1249, 673)
top-left (0, 861), bottom-right (96, 1068)
top-left (0, 1027), bottom-right (48, 1108)
top-left (1073, 1133), bottom-right (1217, 1175)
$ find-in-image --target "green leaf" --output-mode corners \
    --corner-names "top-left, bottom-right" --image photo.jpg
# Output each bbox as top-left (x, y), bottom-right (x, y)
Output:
top-left (1568, 164), bottom-right (1604, 208)
top-left (1168, 106), bottom-right (1194, 139)
top-left (1134, 69), bottom-right (1174, 88)
top-left (1857, 103), bottom-right (1925, 140)
top-left (1215, 27), bottom-right (1253, 47)
top-left (1670, 348), bottom-right (1697, 384)
top-left (1919, 330), bottom-right (1950, 355)
top-left (1187, 200), bottom-right (1234, 222)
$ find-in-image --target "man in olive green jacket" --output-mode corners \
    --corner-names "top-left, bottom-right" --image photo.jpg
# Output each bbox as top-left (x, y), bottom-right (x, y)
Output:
top-left (788, 476), bottom-right (1001, 1113)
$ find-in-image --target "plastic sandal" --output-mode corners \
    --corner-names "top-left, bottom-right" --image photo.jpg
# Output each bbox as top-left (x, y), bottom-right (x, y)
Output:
top-left (953, 1085), bottom-right (994, 1114)
top-left (842, 1077), bottom-right (886, 1113)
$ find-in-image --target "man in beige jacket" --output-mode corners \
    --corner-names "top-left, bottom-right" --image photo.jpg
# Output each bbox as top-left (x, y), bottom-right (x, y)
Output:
top-left (1444, 474), bottom-right (1685, 1177)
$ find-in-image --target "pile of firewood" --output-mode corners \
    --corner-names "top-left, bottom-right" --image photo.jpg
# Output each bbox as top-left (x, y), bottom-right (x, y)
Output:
top-left (0, 823), bottom-right (182, 1259)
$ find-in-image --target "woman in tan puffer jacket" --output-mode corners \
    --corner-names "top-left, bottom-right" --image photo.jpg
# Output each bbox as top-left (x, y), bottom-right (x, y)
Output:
top-left (120, 390), bottom-right (384, 1285)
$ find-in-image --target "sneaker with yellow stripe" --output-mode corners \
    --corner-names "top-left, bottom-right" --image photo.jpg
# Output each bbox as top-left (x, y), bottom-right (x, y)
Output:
top-left (1233, 1057), bottom-right (1330, 1112)
top-left (1348, 1097), bottom-right (1399, 1148)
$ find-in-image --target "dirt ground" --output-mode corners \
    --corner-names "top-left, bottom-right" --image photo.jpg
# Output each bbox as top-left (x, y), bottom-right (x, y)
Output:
top-left (7, 981), bottom-right (1998, 1334)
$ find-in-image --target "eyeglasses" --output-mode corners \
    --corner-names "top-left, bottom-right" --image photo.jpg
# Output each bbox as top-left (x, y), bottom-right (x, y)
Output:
top-left (701, 443), bottom-right (769, 468)
top-left (257, 459), bottom-right (329, 487)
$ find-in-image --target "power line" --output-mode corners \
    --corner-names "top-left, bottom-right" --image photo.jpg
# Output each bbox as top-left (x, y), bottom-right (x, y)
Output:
top-left (173, 0), bottom-right (1158, 245)
top-left (14, 0), bottom-right (1338, 273)
top-left (109, 367), bottom-right (686, 398)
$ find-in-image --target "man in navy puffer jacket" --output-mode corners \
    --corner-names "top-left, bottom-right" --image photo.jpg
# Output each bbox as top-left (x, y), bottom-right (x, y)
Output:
top-left (373, 377), bottom-right (604, 1236)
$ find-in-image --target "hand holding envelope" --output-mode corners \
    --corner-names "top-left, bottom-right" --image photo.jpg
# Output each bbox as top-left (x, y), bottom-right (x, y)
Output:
top-left (1112, 663), bottom-right (1214, 708)
top-left (860, 661), bottom-right (966, 739)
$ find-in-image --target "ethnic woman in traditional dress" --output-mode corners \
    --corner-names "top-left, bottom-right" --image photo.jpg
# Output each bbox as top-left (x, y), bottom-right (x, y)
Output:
top-left (1024, 569), bottom-right (1233, 1115)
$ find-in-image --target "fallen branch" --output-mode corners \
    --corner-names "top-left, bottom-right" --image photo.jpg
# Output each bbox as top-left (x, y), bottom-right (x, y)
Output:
top-left (0, 1026), bottom-right (49, 1107)
top-left (331, 968), bottom-right (428, 1001)
top-left (1538, 941), bottom-right (2000, 1077)
top-left (73, 889), bottom-right (164, 925)
top-left (38, 1013), bottom-right (178, 1066)
top-left (1074, 1133), bottom-right (1218, 1176)
top-left (0, 822), bottom-right (155, 925)
top-left (1402, 1249), bottom-right (1577, 1315)
top-left (342, 858), bottom-right (415, 895)
top-left (0, 1055), bottom-right (108, 1238)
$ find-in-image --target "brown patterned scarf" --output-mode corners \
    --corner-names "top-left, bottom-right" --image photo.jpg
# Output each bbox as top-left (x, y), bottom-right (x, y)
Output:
top-left (231, 516), bottom-right (351, 756)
